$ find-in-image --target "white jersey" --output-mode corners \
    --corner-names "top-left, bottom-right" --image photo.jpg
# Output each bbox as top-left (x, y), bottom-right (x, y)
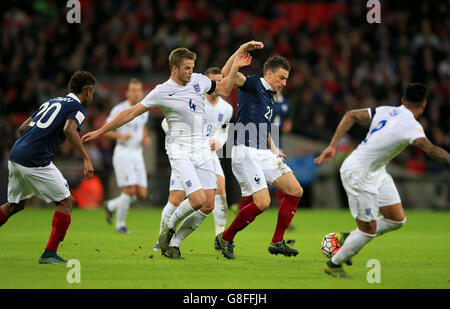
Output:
top-left (204, 96), bottom-right (233, 148)
top-left (341, 105), bottom-right (426, 189)
top-left (106, 100), bottom-right (149, 150)
top-left (141, 73), bottom-right (214, 164)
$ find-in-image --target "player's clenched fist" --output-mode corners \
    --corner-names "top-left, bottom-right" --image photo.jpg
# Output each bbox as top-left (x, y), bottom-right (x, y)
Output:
top-left (84, 159), bottom-right (94, 178)
top-left (240, 40), bottom-right (264, 52)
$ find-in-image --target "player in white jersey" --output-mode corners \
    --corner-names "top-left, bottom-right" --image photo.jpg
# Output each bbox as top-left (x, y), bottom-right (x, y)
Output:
top-left (82, 46), bottom-right (254, 259)
top-left (154, 67), bottom-right (233, 251)
top-left (315, 83), bottom-right (450, 278)
top-left (103, 78), bottom-right (150, 233)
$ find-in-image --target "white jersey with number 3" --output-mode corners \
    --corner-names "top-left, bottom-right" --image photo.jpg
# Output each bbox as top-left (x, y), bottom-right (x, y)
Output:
top-left (204, 97), bottom-right (233, 147)
top-left (340, 105), bottom-right (426, 191)
top-left (141, 73), bottom-right (214, 165)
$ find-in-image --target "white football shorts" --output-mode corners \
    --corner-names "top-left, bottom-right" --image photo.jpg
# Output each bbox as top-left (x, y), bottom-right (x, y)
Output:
top-left (169, 157), bottom-right (217, 195)
top-left (112, 147), bottom-right (147, 188)
top-left (7, 161), bottom-right (71, 204)
top-left (340, 170), bottom-right (402, 222)
top-left (231, 145), bottom-right (292, 197)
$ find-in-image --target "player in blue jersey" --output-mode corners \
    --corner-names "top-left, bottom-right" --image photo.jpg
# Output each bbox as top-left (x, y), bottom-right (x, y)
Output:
top-left (215, 42), bottom-right (303, 259)
top-left (0, 71), bottom-right (96, 264)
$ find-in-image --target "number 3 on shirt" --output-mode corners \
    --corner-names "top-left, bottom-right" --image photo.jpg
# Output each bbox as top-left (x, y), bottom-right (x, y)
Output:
top-left (264, 106), bottom-right (273, 120)
top-left (364, 120), bottom-right (387, 143)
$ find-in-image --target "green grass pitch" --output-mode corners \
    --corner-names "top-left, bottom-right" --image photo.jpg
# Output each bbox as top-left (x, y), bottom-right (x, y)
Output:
top-left (0, 206), bottom-right (449, 289)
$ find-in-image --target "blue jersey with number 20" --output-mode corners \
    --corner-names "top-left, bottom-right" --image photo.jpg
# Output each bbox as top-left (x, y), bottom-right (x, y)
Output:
top-left (9, 94), bottom-right (87, 167)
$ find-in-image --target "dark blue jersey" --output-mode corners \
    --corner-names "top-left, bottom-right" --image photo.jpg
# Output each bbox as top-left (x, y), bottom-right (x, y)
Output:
top-left (9, 93), bottom-right (87, 167)
top-left (271, 94), bottom-right (290, 149)
top-left (234, 76), bottom-right (275, 149)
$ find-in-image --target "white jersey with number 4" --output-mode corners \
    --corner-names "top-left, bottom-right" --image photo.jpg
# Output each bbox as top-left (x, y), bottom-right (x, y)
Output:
top-left (106, 100), bottom-right (149, 150)
top-left (340, 105), bottom-right (426, 192)
top-left (141, 73), bottom-right (214, 165)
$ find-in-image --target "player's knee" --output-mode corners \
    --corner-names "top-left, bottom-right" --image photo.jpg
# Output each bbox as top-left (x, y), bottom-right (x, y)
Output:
top-left (289, 184), bottom-right (303, 198)
top-left (254, 197), bottom-right (270, 211)
top-left (189, 191), bottom-right (206, 208)
top-left (137, 191), bottom-right (147, 200)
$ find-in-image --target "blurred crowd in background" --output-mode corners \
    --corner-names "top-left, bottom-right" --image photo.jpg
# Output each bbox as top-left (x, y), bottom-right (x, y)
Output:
top-left (0, 0), bottom-right (449, 203)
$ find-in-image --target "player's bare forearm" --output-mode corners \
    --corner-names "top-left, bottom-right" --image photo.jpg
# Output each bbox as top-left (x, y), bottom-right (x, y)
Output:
top-left (64, 120), bottom-right (90, 161)
top-left (99, 103), bottom-right (147, 136)
top-left (330, 109), bottom-right (371, 147)
top-left (413, 137), bottom-right (450, 164)
top-left (221, 41), bottom-right (263, 77)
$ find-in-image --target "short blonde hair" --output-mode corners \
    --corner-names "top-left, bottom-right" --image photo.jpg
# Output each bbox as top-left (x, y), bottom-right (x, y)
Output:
top-left (168, 47), bottom-right (197, 70)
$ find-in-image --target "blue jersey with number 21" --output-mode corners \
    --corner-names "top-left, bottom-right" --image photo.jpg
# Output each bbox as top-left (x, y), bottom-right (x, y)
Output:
top-left (9, 93), bottom-right (87, 168)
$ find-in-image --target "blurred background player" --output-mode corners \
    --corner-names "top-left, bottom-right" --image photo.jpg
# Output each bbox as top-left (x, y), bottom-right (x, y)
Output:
top-left (315, 83), bottom-right (450, 278)
top-left (216, 42), bottom-right (303, 260)
top-left (104, 78), bottom-right (150, 234)
top-left (82, 47), bottom-right (251, 259)
top-left (154, 67), bottom-right (233, 251)
top-left (0, 71), bottom-right (95, 264)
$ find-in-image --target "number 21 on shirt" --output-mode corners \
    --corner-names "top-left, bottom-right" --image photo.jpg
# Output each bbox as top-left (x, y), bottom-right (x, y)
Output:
top-left (264, 106), bottom-right (273, 120)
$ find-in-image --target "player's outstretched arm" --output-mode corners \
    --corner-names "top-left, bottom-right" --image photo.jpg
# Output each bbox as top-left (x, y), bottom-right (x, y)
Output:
top-left (221, 41), bottom-right (264, 77)
top-left (214, 52), bottom-right (252, 97)
top-left (81, 103), bottom-right (147, 143)
top-left (315, 108), bottom-right (371, 164)
top-left (64, 119), bottom-right (94, 178)
top-left (413, 137), bottom-right (450, 164)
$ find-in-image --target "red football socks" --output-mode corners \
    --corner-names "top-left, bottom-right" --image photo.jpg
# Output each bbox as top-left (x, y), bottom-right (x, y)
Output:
top-left (0, 207), bottom-right (8, 227)
top-left (222, 202), bottom-right (262, 242)
top-left (272, 195), bottom-right (301, 243)
top-left (238, 195), bottom-right (253, 211)
top-left (276, 188), bottom-right (285, 209)
top-left (46, 211), bottom-right (72, 251)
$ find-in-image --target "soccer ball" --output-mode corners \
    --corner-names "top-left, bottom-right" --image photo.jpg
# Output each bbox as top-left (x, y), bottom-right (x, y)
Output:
top-left (321, 232), bottom-right (341, 258)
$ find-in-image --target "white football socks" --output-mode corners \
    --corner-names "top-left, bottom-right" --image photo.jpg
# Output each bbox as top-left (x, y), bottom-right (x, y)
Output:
top-left (167, 198), bottom-right (195, 230)
top-left (331, 229), bottom-right (375, 265)
top-left (160, 201), bottom-right (178, 233)
top-left (169, 210), bottom-right (208, 247)
top-left (115, 192), bottom-right (131, 229)
top-left (212, 194), bottom-right (227, 235)
top-left (376, 217), bottom-right (406, 236)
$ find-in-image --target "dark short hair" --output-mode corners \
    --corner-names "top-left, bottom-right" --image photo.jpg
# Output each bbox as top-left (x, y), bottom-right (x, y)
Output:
top-left (404, 83), bottom-right (427, 106)
top-left (168, 47), bottom-right (197, 70)
top-left (68, 71), bottom-right (96, 93)
top-left (203, 67), bottom-right (222, 77)
top-left (128, 78), bottom-right (142, 86)
top-left (263, 55), bottom-right (290, 75)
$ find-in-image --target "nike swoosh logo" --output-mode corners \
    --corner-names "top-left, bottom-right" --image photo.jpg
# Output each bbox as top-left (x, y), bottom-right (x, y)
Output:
top-left (168, 92), bottom-right (175, 96)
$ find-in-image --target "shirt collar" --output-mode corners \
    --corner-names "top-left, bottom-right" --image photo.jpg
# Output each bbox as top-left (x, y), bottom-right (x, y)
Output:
top-left (67, 93), bottom-right (81, 103)
top-left (260, 78), bottom-right (273, 92)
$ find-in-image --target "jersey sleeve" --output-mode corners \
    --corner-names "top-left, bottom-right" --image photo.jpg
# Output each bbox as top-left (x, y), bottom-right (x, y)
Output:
top-left (401, 120), bottom-right (427, 144)
top-left (239, 75), bottom-right (259, 92)
top-left (67, 106), bottom-right (87, 131)
top-left (140, 86), bottom-right (161, 109)
top-left (193, 73), bottom-right (214, 95)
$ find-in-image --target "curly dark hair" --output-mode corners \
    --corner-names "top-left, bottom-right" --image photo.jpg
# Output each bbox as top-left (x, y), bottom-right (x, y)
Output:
top-left (68, 71), bottom-right (96, 93)
top-left (404, 83), bottom-right (427, 106)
